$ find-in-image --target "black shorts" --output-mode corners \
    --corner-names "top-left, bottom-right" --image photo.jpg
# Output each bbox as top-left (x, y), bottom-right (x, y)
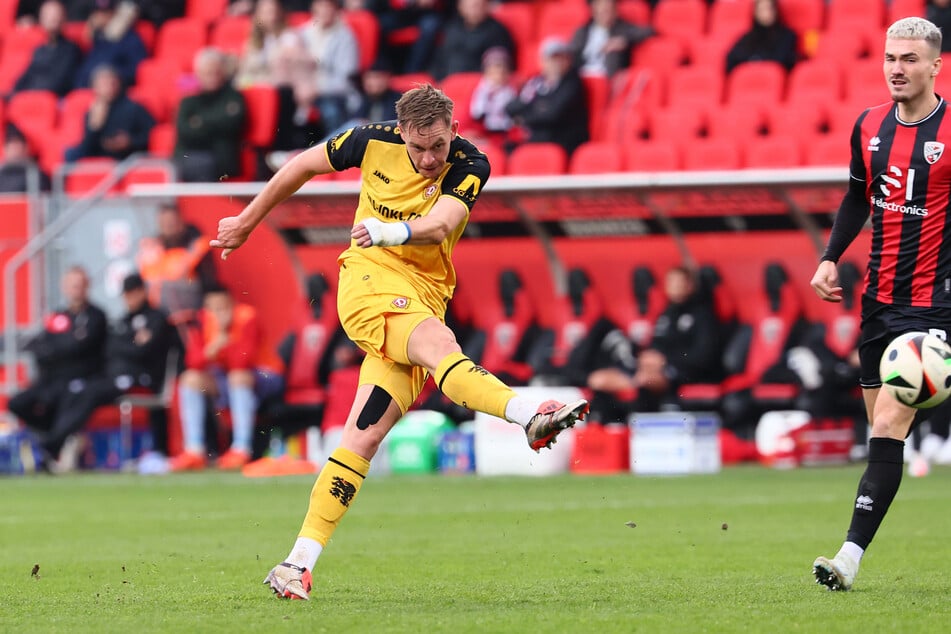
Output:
top-left (858, 295), bottom-right (951, 388)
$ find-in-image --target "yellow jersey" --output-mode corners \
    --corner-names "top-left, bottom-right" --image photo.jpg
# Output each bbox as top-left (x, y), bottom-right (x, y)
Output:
top-left (325, 121), bottom-right (490, 312)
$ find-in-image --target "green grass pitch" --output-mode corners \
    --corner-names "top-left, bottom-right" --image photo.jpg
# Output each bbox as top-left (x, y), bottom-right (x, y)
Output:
top-left (2, 465), bottom-right (951, 633)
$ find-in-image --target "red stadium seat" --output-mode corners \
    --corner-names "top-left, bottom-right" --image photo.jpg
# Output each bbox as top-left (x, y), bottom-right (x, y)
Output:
top-left (241, 85), bottom-right (279, 149)
top-left (666, 65), bottom-right (723, 108)
top-left (480, 143), bottom-right (507, 176)
top-left (538, 2), bottom-right (590, 42)
top-left (58, 89), bottom-right (95, 147)
top-left (64, 158), bottom-right (117, 196)
top-left (153, 17), bottom-right (207, 73)
top-left (209, 15), bottom-right (251, 56)
top-left (787, 59), bottom-right (844, 102)
top-left (440, 72), bottom-right (483, 135)
top-left (0, 26), bottom-right (46, 92)
top-left (343, 9), bottom-right (380, 72)
top-left (765, 102), bottom-right (827, 138)
top-left (624, 140), bottom-right (681, 172)
top-left (652, 0), bottom-right (707, 40)
top-left (803, 134), bottom-right (850, 167)
top-left (569, 141), bottom-right (624, 174)
top-left (744, 135), bottom-right (802, 168)
top-left (582, 74), bottom-right (610, 141)
top-left (135, 58), bottom-right (184, 115)
top-left (185, 0), bottom-right (229, 23)
top-left (705, 103), bottom-right (766, 142)
top-left (826, 0), bottom-right (885, 32)
top-left (844, 59), bottom-right (888, 104)
top-left (127, 85), bottom-right (169, 124)
top-left (777, 0), bottom-right (824, 36)
top-left (134, 20), bottom-right (156, 54)
top-left (149, 123), bottom-right (176, 159)
top-left (725, 61), bottom-right (787, 107)
top-left (507, 142), bottom-right (568, 175)
top-left (0, 0), bottom-right (16, 33)
top-left (617, 0), bottom-right (650, 25)
top-left (389, 72), bottom-right (435, 93)
top-left (492, 2), bottom-right (536, 51)
top-left (685, 36), bottom-right (733, 71)
top-left (631, 35), bottom-right (688, 72)
top-left (888, 0), bottom-right (926, 22)
top-left (646, 105), bottom-right (706, 143)
top-left (680, 137), bottom-right (742, 171)
top-left (6, 89), bottom-right (57, 151)
top-left (708, 0), bottom-right (752, 46)
top-left (811, 27), bottom-right (867, 62)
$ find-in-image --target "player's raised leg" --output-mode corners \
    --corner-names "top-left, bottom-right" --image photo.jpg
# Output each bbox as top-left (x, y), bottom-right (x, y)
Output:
top-left (264, 381), bottom-right (404, 600)
top-left (813, 388), bottom-right (916, 590)
top-left (408, 316), bottom-right (589, 451)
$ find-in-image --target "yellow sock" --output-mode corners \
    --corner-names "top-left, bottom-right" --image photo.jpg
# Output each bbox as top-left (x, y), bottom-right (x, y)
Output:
top-left (298, 447), bottom-right (370, 545)
top-left (433, 352), bottom-right (516, 420)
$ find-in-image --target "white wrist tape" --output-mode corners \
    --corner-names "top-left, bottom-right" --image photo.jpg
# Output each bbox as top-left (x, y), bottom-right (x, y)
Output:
top-left (361, 217), bottom-right (411, 246)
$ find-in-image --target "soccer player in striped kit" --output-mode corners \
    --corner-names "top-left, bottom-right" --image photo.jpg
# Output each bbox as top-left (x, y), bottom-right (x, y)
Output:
top-left (810, 16), bottom-right (951, 590)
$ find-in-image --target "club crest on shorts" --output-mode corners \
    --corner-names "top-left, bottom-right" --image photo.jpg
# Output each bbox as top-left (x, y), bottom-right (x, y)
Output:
top-left (391, 297), bottom-right (410, 309)
top-left (925, 141), bottom-right (945, 165)
top-left (423, 184), bottom-right (437, 199)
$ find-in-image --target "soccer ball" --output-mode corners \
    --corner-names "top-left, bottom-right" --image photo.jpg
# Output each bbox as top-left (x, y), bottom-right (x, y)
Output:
top-left (879, 332), bottom-right (951, 408)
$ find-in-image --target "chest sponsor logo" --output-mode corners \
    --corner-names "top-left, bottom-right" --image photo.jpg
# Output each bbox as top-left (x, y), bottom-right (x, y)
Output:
top-left (924, 141), bottom-right (944, 165)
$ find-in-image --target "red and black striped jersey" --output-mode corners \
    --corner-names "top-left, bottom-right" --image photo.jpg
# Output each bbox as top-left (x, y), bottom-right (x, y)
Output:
top-left (850, 98), bottom-right (951, 308)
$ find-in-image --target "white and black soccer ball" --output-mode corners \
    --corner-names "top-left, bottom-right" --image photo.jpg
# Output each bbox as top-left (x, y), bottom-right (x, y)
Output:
top-left (879, 332), bottom-right (951, 408)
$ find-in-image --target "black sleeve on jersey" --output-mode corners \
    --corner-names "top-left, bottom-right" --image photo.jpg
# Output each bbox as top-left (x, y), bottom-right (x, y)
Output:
top-left (440, 141), bottom-right (491, 212)
top-left (327, 123), bottom-right (380, 172)
top-left (822, 116), bottom-right (869, 263)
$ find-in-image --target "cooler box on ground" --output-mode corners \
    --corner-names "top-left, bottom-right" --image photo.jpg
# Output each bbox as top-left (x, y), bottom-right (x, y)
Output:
top-left (438, 426), bottom-right (476, 474)
top-left (474, 386), bottom-right (583, 476)
top-left (570, 423), bottom-right (630, 474)
top-left (386, 410), bottom-right (454, 474)
top-left (0, 429), bottom-right (43, 474)
top-left (629, 411), bottom-right (721, 475)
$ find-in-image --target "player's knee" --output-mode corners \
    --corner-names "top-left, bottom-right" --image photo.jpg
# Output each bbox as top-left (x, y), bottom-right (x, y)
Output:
top-left (179, 369), bottom-right (204, 389)
top-left (227, 369), bottom-right (254, 387)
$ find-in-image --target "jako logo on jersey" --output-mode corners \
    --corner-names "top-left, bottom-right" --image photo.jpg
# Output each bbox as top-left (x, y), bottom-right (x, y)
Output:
top-left (373, 169), bottom-right (391, 184)
top-left (867, 136), bottom-right (881, 152)
top-left (391, 297), bottom-right (410, 309)
top-left (925, 141), bottom-right (945, 165)
top-left (423, 184), bottom-right (437, 199)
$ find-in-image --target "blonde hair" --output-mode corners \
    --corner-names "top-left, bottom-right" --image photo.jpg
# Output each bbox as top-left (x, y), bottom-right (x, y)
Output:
top-left (395, 84), bottom-right (454, 131)
top-left (886, 17), bottom-right (942, 56)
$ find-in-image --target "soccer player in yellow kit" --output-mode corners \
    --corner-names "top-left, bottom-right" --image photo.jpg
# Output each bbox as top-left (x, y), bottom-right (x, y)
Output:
top-left (210, 85), bottom-right (589, 600)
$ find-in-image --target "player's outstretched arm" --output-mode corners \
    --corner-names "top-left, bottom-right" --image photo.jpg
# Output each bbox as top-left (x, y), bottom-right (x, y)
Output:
top-left (211, 144), bottom-right (334, 259)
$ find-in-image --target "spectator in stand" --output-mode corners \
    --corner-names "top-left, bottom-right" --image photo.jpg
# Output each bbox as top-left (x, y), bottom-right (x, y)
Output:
top-left (292, 0), bottom-right (361, 138)
top-left (505, 37), bottom-right (590, 156)
top-left (174, 48), bottom-right (247, 182)
top-left (170, 285), bottom-right (285, 471)
top-left (586, 266), bottom-right (722, 422)
top-left (430, 0), bottom-right (514, 81)
top-left (349, 57), bottom-right (401, 124)
top-left (0, 125), bottom-right (51, 193)
top-left (73, 0), bottom-right (148, 89)
top-left (928, 0), bottom-right (951, 52)
top-left (367, 0), bottom-right (446, 74)
top-left (11, 0), bottom-right (83, 97)
top-left (470, 46), bottom-right (517, 147)
top-left (64, 64), bottom-right (155, 162)
top-left (570, 0), bottom-right (653, 78)
top-left (235, 0), bottom-right (308, 151)
top-left (131, 0), bottom-right (185, 26)
top-left (8, 266), bottom-right (108, 471)
top-left (228, 0), bottom-right (311, 16)
top-left (725, 0), bottom-right (798, 74)
top-left (137, 201), bottom-right (218, 315)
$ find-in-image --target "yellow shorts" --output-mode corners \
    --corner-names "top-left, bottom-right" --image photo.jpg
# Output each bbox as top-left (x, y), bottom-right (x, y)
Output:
top-left (337, 259), bottom-right (445, 413)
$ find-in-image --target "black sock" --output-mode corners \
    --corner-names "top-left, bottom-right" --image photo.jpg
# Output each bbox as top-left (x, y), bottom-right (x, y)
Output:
top-left (845, 437), bottom-right (905, 550)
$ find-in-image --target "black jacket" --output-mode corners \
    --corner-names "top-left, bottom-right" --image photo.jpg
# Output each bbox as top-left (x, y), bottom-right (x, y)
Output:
top-left (726, 20), bottom-right (798, 73)
top-left (13, 34), bottom-right (83, 97)
top-left (26, 302), bottom-right (108, 383)
top-left (649, 294), bottom-right (722, 384)
top-left (505, 67), bottom-right (590, 155)
top-left (430, 16), bottom-right (515, 80)
top-left (65, 94), bottom-right (155, 162)
top-left (106, 303), bottom-right (179, 390)
top-left (175, 85), bottom-right (247, 180)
